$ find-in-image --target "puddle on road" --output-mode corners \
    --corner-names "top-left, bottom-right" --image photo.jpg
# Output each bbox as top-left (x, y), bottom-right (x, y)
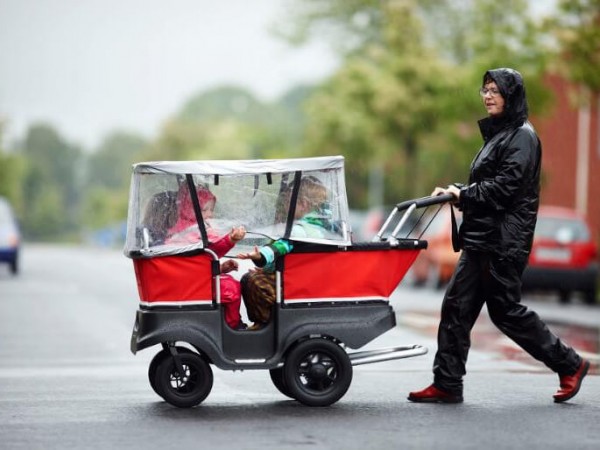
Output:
top-left (399, 310), bottom-right (599, 375)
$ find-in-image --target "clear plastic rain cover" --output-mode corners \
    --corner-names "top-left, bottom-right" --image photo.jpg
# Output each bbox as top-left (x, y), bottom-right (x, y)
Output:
top-left (124, 156), bottom-right (351, 258)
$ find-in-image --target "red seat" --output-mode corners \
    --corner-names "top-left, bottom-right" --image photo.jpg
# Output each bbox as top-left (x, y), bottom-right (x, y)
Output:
top-left (133, 253), bottom-right (214, 307)
top-left (283, 248), bottom-right (420, 303)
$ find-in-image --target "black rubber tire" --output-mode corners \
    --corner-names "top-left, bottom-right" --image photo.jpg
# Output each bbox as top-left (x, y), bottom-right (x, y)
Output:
top-left (9, 256), bottom-right (18, 275)
top-left (155, 352), bottom-right (213, 408)
top-left (559, 290), bottom-right (571, 304)
top-left (269, 367), bottom-right (294, 399)
top-left (148, 347), bottom-right (194, 398)
top-left (283, 339), bottom-right (352, 407)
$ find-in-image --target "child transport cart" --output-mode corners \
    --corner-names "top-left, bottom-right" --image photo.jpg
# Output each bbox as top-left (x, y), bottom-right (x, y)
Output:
top-left (124, 156), bottom-right (452, 407)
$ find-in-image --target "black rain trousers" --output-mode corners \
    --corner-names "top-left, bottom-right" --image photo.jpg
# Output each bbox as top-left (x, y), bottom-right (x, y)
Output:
top-left (433, 250), bottom-right (582, 395)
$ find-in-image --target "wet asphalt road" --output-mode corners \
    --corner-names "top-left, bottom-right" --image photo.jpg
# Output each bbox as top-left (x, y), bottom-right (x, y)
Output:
top-left (0, 244), bottom-right (599, 449)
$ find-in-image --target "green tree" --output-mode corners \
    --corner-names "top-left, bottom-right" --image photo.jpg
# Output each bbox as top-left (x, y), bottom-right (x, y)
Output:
top-left (18, 123), bottom-right (83, 240)
top-left (280, 0), bottom-right (552, 207)
top-left (87, 131), bottom-right (147, 190)
top-left (142, 85), bottom-right (310, 162)
top-left (81, 187), bottom-right (129, 229)
top-left (287, 1), bottom-right (457, 206)
top-left (79, 131), bottom-right (148, 230)
top-left (0, 122), bottom-right (25, 209)
top-left (546, 0), bottom-right (600, 92)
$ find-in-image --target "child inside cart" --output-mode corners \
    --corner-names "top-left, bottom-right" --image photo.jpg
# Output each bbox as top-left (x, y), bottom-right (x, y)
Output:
top-left (237, 176), bottom-right (335, 329)
top-left (141, 191), bottom-right (178, 245)
top-left (165, 183), bottom-right (247, 329)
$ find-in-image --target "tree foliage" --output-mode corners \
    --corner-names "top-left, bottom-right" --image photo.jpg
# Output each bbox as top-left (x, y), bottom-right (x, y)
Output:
top-left (141, 85), bottom-right (311, 162)
top-left (87, 132), bottom-right (147, 190)
top-left (0, 122), bottom-right (25, 209)
top-left (283, 0), bottom-right (553, 207)
top-left (546, 0), bottom-right (600, 92)
top-left (2, 0), bottom-right (595, 242)
top-left (78, 131), bottom-right (148, 229)
top-left (18, 123), bottom-right (83, 240)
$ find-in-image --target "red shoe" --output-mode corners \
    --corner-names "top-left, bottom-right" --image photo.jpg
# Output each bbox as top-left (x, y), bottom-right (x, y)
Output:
top-left (553, 359), bottom-right (590, 403)
top-left (408, 384), bottom-right (463, 403)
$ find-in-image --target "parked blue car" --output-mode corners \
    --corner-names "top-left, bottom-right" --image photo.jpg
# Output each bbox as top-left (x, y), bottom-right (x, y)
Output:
top-left (0, 197), bottom-right (20, 275)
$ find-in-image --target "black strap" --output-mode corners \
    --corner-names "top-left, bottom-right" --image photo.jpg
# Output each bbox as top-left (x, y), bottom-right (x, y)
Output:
top-left (284, 171), bottom-right (302, 239)
top-left (450, 204), bottom-right (460, 252)
top-left (185, 174), bottom-right (209, 247)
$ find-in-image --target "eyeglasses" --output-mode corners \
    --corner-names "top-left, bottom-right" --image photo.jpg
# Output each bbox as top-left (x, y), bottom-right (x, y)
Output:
top-left (479, 87), bottom-right (501, 97)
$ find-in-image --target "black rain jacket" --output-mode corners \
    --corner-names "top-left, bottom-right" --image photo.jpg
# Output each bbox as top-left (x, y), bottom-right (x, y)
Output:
top-left (457, 68), bottom-right (542, 263)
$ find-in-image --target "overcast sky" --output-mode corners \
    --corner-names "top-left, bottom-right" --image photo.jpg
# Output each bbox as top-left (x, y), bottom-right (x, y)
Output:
top-left (0, 0), bottom-right (338, 149)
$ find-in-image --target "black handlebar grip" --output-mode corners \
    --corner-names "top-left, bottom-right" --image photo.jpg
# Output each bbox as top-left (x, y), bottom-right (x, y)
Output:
top-left (395, 193), bottom-right (455, 212)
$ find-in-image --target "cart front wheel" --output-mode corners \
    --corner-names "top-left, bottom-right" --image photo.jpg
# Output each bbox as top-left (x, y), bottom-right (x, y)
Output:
top-left (283, 339), bottom-right (352, 407)
top-left (155, 352), bottom-right (213, 408)
top-left (148, 347), bottom-right (194, 398)
top-left (269, 367), bottom-right (294, 399)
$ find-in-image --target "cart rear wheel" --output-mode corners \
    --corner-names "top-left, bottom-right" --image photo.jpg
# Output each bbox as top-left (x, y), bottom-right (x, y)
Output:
top-left (269, 368), bottom-right (294, 399)
top-left (148, 347), bottom-right (194, 398)
top-left (155, 352), bottom-right (213, 408)
top-left (283, 339), bottom-right (352, 407)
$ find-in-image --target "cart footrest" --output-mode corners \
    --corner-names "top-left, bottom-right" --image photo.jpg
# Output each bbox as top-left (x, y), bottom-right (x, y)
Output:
top-left (348, 345), bottom-right (427, 366)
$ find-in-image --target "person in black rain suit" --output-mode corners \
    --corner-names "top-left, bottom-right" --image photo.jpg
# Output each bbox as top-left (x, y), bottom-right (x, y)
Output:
top-left (408, 68), bottom-right (589, 404)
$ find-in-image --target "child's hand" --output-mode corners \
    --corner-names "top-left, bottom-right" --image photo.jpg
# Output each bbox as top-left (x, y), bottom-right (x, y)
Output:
top-left (220, 259), bottom-right (238, 273)
top-left (236, 246), bottom-right (261, 261)
top-left (229, 226), bottom-right (246, 242)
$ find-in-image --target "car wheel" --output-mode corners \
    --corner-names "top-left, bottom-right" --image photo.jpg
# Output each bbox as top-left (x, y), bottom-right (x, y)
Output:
top-left (559, 290), bottom-right (571, 304)
top-left (148, 347), bottom-right (194, 398)
top-left (583, 288), bottom-right (597, 305)
top-left (269, 367), bottom-right (294, 399)
top-left (9, 256), bottom-right (18, 275)
top-left (155, 352), bottom-right (213, 408)
top-left (283, 339), bottom-right (352, 407)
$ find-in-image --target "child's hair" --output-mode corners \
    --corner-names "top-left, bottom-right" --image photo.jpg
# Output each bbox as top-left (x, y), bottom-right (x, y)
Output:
top-left (143, 191), bottom-right (178, 241)
top-left (274, 175), bottom-right (329, 222)
top-left (299, 176), bottom-right (328, 209)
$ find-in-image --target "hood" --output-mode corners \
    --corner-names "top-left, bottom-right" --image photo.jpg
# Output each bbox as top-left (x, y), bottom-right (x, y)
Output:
top-left (483, 68), bottom-right (529, 129)
top-left (168, 184), bottom-right (216, 235)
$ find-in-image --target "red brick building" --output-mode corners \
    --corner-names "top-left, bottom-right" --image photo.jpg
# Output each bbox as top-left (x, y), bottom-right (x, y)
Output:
top-left (531, 74), bottom-right (600, 245)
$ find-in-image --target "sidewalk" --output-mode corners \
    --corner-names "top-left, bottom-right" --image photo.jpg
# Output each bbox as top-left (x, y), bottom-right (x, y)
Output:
top-left (393, 284), bottom-right (600, 328)
top-left (392, 284), bottom-right (600, 364)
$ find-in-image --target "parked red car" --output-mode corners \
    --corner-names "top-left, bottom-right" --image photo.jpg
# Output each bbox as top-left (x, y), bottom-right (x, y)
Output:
top-left (522, 206), bottom-right (598, 304)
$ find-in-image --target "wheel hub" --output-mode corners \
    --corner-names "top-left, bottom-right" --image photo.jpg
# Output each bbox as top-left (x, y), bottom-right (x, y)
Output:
top-left (308, 363), bottom-right (327, 380)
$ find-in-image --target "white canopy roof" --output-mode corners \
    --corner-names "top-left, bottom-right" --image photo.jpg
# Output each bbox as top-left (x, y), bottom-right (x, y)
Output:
top-left (132, 156), bottom-right (344, 175)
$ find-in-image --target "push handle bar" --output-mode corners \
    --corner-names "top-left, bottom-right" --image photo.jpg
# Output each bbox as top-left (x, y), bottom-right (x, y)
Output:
top-left (373, 193), bottom-right (456, 244)
top-left (396, 193), bottom-right (455, 212)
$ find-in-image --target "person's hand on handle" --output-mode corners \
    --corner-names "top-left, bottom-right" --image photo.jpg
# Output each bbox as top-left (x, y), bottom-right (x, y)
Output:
top-left (431, 185), bottom-right (461, 204)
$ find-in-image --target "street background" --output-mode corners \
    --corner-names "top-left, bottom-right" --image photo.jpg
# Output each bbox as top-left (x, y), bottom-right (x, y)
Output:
top-left (1, 2), bottom-right (599, 448)
top-left (0, 244), bottom-right (598, 449)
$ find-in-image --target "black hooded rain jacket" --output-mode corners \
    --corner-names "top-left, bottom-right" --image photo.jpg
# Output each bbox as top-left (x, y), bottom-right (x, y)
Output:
top-left (457, 68), bottom-right (542, 265)
top-left (431, 68), bottom-right (581, 396)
